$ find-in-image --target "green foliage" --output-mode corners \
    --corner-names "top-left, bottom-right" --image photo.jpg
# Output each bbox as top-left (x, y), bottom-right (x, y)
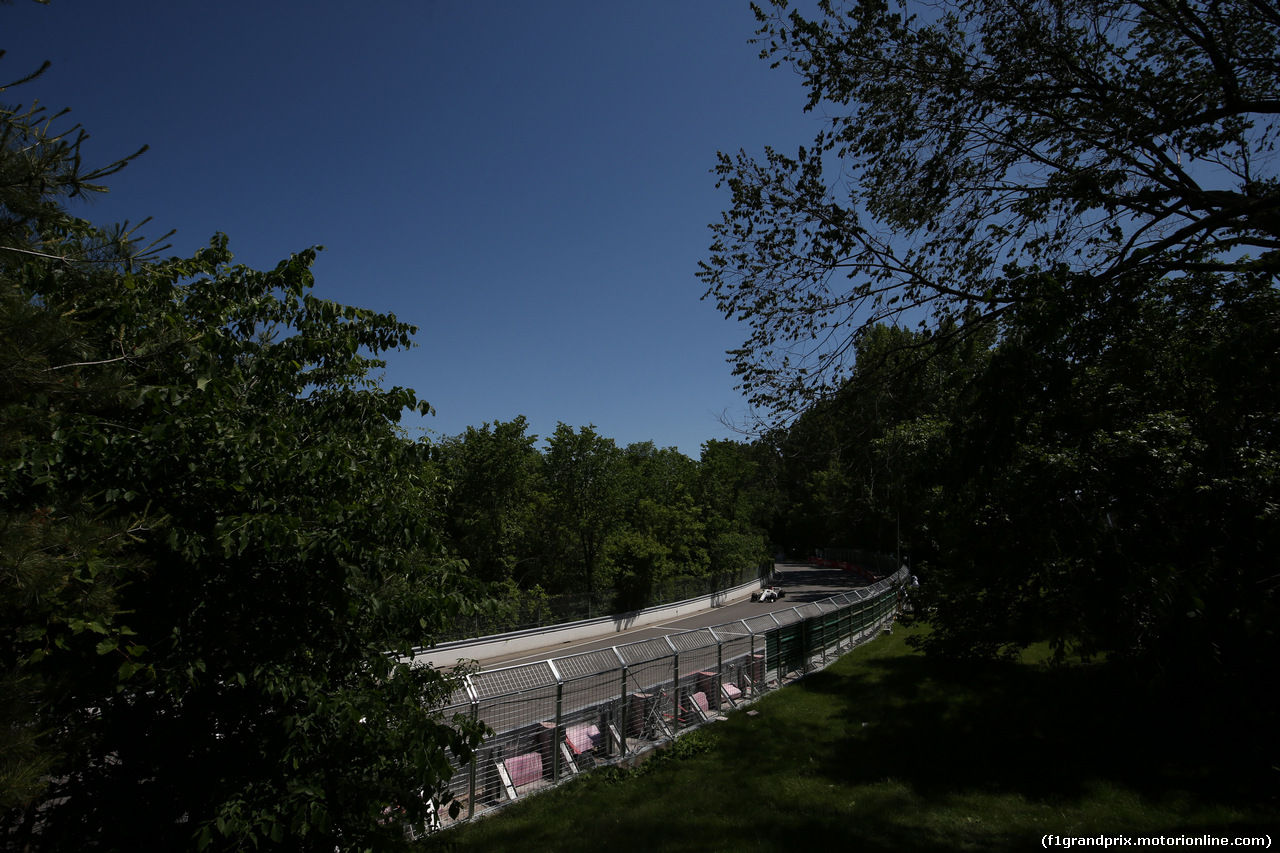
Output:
top-left (704, 0), bottom-right (1280, 699)
top-left (1, 50), bottom-right (487, 850)
top-left (697, 439), bottom-right (778, 534)
top-left (705, 530), bottom-right (769, 577)
top-left (542, 423), bottom-right (627, 594)
top-left (1, 56), bottom-right (163, 823)
top-left (604, 442), bottom-right (714, 607)
top-left (625, 727), bottom-right (722, 779)
top-left (605, 528), bottom-right (669, 612)
top-left (702, 0), bottom-right (1280, 413)
top-left (431, 429), bottom-right (778, 621)
top-left (466, 577), bottom-right (553, 636)
top-left (913, 267), bottom-right (1280, 678)
top-left (772, 320), bottom-right (991, 555)
top-left (0, 94), bottom-right (149, 255)
top-left (432, 417), bottom-right (543, 585)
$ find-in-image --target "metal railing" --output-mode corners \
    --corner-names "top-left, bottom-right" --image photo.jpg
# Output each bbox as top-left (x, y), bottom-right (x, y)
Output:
top-left (421, 567), bottom-right (907, 832)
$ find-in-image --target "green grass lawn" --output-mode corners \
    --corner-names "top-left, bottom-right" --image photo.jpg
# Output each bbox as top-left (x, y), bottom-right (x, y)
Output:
top-left (421, 624), bottom-right (1278, 852)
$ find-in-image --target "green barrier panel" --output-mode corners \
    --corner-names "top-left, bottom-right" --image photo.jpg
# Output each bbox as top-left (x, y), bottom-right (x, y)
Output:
top-left (767, 623), bottom-right (806, 677)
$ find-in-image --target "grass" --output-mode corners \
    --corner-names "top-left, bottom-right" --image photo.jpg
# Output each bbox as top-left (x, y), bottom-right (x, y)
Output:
top-left (420, 624), bottom-right (1278, 852)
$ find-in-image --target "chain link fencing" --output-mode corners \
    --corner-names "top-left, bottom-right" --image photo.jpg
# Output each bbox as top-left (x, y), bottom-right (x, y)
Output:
top-left (412, 566), bottom-right (906, 835)
top-left (440, 561), bottom-right (772, 643)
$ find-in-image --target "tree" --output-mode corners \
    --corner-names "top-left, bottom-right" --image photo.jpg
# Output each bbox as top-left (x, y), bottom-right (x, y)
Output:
top-left (703, 0), bottom-right (1279, 683)
top-left (774, 320), bottom-right (992, 556)
top-left (697, 440), bottom-right (777, 535)
top-left (1, 66), bottom-right (160, 822)
top-left (4, 229), bottom-right (489, 851)
top-left (619, 443), bottom-right (709, 573)
top-left (696, 440), bottom-right (775, 568)
top-left (915, 265), bottom-right (1279, 675)
top-left (2, 55), bottom-right (485, 852)
top-left (543, 424), bottom-right (626, 595)
top-left (434, 417), bottom-right (543, 585)
top-left (701, 0), bottom-right (1280, 414)
top-left (606, 443), bottom-right (709, 610)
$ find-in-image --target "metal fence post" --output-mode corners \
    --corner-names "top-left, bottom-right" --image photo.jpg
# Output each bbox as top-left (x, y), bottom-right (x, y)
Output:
top-left (465, 675), bottom-right (479, 820)
top-left (548, 660), bottom-right (564, 782)
top-left (613, 647), bottom-right (629, 756)
top-left (438, 564), bottom-right (910, 827)
top-left (804, 609), bottom-right (815, 673)
top-left (667, 636), bottom-right (680, 731)
top-left (716, 635), bottom-right (724, 701)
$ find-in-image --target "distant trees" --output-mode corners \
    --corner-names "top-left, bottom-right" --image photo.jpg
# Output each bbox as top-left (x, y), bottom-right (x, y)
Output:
top-left (431, 424), bottom-right (775, 617)
top-left (769, 321), bottom-right (992, 558)
top-left (609, 442), bottom-right (707, 611)
top-left (543, 424), bottom-right (628, 596)
top-left (433, 416), bottom-right (542, 585)
top-left (1, 56), bottom-right (485, 851)
top-left (697, 439), bottom-right (780, 567)
top-left (703, 0), bottom-right (1280, 686)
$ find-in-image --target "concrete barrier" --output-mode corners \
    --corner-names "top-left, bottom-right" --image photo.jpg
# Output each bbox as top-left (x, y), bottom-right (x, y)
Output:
top-left (409, 577), bottom-right (762, 669)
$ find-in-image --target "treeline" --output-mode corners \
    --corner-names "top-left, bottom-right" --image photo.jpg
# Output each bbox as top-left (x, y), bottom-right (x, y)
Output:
top-left (760, 321), bottom-right (994, 565)
top-left (431, 420), bottom-right (775, 627)
top-left (701, 0), bottom-right (1280, 706)
top-left (767, 306), bottom-right (1280, 687)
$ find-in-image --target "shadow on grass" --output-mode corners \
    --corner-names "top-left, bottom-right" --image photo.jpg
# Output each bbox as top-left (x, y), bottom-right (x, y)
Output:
top-left (424, 627), bottom-right (1278, 853)
top-left (788, 640), bottom-right (1279, 807)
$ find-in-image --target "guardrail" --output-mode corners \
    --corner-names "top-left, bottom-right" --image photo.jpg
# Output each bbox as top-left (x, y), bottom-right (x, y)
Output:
top-left (437, 561), bottom-right (771, 642)
top-left (410, 574), bottom-right (764, 669)
top-left (413, 567), bottom-right (907, 836)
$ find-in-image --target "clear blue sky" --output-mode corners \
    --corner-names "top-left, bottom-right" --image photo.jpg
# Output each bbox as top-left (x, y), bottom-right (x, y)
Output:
top-left (4, 1), bottom-right (819, 456)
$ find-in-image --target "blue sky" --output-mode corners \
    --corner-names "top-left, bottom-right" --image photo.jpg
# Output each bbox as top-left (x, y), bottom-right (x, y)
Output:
top-left (4, 1), bottom-right (819, 456)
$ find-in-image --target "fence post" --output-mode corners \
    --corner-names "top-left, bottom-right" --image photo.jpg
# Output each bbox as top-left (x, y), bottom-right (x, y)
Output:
top-left (465, 675), bottom-right (479, 820)
top-left (548, 660), bottom-right (564, 782)
top-left (804, 609), bottom-right (814, 674)
top-left (613, 647), bottom-right (629, 756)
top-left (441, 563), bottom-right (910, 825)
top-left (716, 635), bottom-right (724, 702)
top-left (665, 635), bottom-right (680, 731)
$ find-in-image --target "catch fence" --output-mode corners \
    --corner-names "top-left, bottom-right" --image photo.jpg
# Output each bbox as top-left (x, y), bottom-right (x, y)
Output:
top-left (420, 567), bottom-right (906, 833)
top-left (440, 561), bottom-right (772, 642)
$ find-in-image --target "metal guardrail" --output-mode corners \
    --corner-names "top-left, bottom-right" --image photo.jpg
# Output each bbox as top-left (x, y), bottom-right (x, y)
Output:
top-left (414, 567), bottom-right (907, 835)
top-left (410, 573), bottom-right (764, 669)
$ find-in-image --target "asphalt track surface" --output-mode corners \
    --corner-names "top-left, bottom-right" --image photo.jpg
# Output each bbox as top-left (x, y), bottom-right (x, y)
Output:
top-left (468, 561), bottom-right (875, 672)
